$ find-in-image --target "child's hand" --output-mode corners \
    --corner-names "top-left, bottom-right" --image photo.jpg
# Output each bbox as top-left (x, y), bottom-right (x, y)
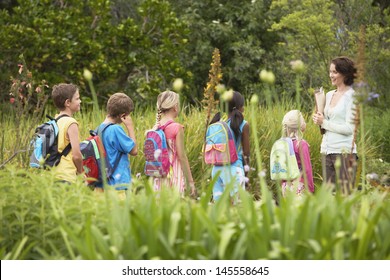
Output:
top-left (190, 182), bottom-right (197, 197)
top-left (121, 114), bottom-right (134, 127)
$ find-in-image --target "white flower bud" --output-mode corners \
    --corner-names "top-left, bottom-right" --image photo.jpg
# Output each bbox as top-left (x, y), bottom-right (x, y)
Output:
top-left (250, 94), bottom-right (259, 105)
top-left (172, 78), bottom-right (183, 92)
top-left (290, 60), bottom-right (305, 73)
top-left (221, 89), bottom-right (234, 101)
top-left (83, 69), bottom-right (93, 81)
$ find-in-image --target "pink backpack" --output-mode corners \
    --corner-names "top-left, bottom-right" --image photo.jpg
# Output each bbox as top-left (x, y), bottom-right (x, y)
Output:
top-left (143, 121), bottom-right (173, 177)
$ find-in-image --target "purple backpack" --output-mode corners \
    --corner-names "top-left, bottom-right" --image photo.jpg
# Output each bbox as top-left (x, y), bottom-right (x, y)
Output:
top-left (143, 121), bottom-right (173, 177)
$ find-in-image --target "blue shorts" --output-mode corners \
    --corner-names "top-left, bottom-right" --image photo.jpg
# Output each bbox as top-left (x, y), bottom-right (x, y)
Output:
top-left (212, 165), bottom-right (245, 201)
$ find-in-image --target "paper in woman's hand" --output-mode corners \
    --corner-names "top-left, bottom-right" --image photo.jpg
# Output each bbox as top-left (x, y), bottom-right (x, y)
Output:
top-left (314, 87), bottom-right (326, 135)
top-left (314, 87), bottom-right (325, 114)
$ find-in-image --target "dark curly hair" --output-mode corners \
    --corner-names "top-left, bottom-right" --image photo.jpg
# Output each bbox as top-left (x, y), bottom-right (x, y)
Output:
top-left (331, 56), bottom-right (357, 86)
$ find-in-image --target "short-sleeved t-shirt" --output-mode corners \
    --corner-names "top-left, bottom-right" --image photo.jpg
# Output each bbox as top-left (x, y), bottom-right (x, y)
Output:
top-left (99, 123), bottom-right (135, 190)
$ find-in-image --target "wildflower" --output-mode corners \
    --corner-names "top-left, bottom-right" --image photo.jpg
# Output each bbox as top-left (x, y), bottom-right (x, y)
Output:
top-left (10, 97), bottom-right (15, 104)
top-left (216, 84), bottom-right (226, 95)
top-left (259, 69), bottom-right (275, 84)
top-left (173, 78), bottom-right (183, 92)
top-left (367, 92), bottom-right (379, 102)
top-left (250, 94), bottom-right (259, 105)
top-left (154, 149), bottom-right (162, 160)
top-left (18, 64), bottom-right (23, 74)
top-left (35, 87), bottom-right (42, 93)
top-left (290, 60), bottom-right (305, 73)
top-left (83, 69), bottom-right (93, 81)
top-left (244, 177), bottom-right (250, 183)
top-left (258, 170), bottom-right (266, 178)
top-left (244, 165), bottom-right (250, 172)
top-left (221, 89), bottom-right (233, 101)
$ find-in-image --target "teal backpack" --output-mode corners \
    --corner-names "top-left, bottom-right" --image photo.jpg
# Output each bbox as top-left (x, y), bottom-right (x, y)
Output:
top-left (270, 137), bottom-right (300, 180)
top-left (204, 121), bottom-right (238, 166)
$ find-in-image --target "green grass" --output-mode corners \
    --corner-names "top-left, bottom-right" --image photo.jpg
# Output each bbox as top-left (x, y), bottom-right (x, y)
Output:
top-left (0, 165), bottom-right (389, 260)
top-left (0, 102), bottom-right (389, 260)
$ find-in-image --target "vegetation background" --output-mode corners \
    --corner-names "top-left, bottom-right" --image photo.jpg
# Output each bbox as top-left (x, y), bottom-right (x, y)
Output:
top-left (0, 0), bottom-right (389, 260)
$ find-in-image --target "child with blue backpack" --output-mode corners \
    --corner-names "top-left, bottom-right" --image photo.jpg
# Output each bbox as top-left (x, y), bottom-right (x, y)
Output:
top-left (150, 90), bottom-right (196, 196)
top-left (97, 93), bottom-right (137, 196)
top-left (208, 91), bottom-right (250, 203)
top-left (51, 83), bottom-right (83, 183)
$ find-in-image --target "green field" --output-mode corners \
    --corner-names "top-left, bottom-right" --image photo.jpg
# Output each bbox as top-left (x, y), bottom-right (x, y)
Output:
top-left (1, 102), bottom-right (389, 260)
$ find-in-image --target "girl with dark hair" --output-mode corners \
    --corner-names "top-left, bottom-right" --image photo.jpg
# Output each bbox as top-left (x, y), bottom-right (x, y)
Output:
top-left (313, 56), bottom-right (358, 194)
top-left (209, 91), bottom-right (250, 203)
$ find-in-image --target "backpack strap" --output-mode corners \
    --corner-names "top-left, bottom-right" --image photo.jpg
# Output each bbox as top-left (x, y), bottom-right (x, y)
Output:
top-left (96, 123), bottom-right (121, 178)
top-left (53, 114), bottom-right (70, 121)
top-left (52, 114), bottom-right (72, 158)
top-left (158, 120), bottom-right (174, 131)
top-left (60, 143), bottom-right (72, 159)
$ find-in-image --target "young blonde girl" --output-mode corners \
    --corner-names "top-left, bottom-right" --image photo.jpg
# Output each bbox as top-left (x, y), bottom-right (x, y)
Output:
top-left (282, 110), bottom-right (314, 195)
top-left (152, 91), bottom-right (196, 196)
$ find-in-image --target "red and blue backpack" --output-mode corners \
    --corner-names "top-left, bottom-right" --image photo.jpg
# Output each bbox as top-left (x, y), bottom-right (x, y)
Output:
top-left (80, 123), bottom-right (121, 187)
top-left (143, 121), bottom-right (173, 177)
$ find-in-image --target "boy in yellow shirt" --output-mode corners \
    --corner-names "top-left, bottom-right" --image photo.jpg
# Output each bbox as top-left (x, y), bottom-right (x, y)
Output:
top-left (52, 83), bottom-right (83, 183)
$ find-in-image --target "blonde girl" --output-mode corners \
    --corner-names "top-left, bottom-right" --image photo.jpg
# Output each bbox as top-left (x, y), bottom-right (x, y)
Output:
top-left (153, 91), bottom-right (196, 195)
top-left (282, 110), bottom-right (314, 195)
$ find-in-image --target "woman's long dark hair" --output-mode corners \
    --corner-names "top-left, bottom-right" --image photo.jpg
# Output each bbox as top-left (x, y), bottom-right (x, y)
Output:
top-left (209, 91), bottom-right (244, 140)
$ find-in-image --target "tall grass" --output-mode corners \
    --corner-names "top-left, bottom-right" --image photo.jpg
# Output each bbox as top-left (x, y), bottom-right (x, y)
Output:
top-left (0, 165), bottom-right (389, 260)
top-left (0, 101), bottom-right (381, 189)
top-left (0, 102), bottom-right (389, 260)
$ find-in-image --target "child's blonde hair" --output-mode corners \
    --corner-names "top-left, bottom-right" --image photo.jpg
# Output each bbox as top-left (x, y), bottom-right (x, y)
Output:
top-left (282, 110), bottom-right (306, 140)
top-left (155, 90), bottom-right (179, 124)
top-left (107, 93), bottom-right (134, 117)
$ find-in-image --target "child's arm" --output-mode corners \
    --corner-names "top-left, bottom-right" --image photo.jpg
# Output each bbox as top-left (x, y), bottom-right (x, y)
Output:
top-left (121, 115), bottom-right (138, 156)
top-left (175, 127), bottom-right (196, 195)
top-left (242, 122), bottom-right (250, 177)
top-left (298, 141), bottom-right (315, 193)
top-left (67, 123), bottom-right (83, 174)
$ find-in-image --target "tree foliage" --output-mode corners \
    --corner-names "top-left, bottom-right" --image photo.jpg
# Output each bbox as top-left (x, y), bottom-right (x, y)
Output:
top-left (0, 0), bottom-right (190, 105)
top-left (0, 0), bottom-right (389, 109)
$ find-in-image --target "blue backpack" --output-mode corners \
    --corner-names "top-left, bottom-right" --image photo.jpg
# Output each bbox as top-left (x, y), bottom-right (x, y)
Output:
top-left (30, 114), bottom-right (71, 168)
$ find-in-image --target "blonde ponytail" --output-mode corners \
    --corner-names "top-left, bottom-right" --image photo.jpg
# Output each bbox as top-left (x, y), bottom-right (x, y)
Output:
top-left (155, 90), bottom-right (179, 125)
top-left (155, 108), bottom-right (162, 126)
